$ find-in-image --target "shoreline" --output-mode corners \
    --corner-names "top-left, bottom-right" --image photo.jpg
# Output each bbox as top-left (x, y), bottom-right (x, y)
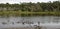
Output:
top-left (0, 11), bottom-right (60, 17)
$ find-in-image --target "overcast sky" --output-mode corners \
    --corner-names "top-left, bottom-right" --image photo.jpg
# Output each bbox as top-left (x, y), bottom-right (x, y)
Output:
top-left (0, 0), bottom-right (58, 4)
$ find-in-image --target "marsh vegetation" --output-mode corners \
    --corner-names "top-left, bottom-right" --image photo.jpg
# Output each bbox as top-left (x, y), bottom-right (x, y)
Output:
top-left (0, 1), bottom-right (59, 17)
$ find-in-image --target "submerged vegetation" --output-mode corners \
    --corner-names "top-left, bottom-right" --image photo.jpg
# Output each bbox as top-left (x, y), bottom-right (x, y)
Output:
top-left (0, 1), bottom-right (59, 17)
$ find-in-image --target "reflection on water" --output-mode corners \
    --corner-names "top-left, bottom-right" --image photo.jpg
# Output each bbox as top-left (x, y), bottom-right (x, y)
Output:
top-left (0, 16), bottom-right (60, 29)
top-left (0, 16), bottom-right (60, 24)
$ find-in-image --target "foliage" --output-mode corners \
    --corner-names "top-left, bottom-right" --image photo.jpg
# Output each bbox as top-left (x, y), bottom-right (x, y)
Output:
top-left (0, 1), bottom-right (59, 16)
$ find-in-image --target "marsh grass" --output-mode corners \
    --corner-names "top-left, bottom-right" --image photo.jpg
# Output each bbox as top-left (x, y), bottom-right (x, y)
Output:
top-left (0, 11), bottom-right (59, 17)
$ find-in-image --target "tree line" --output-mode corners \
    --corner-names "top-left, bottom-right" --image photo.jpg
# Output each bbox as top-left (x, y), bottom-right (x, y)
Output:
top-left (0, 1), bottom-right (59, 17)
top-left (0, 1), bottom-right (59, 12)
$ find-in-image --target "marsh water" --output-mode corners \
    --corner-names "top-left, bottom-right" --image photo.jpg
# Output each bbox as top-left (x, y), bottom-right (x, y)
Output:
top-left (0, 16), bottom-right (60, 24)
top-left (0, 16), bottom-right (60, 29)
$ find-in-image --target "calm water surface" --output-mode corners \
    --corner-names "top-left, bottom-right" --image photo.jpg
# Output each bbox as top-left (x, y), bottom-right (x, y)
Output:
top-left (0, 16), bottom-right (60, 24)
top-left (0, 16), bottom-right (60, 29)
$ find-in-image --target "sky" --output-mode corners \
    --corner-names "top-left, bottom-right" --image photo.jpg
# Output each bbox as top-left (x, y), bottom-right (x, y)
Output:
top-left (0, 0), bottom-right (58, 4)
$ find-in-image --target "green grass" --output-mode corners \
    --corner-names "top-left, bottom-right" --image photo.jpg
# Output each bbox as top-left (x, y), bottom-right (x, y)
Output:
top-left (0, 11), bottom-right (60, 17)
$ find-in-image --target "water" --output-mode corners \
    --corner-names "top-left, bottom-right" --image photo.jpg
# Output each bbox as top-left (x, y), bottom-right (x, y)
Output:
top-left (0, 16), bottom-right (60, 29)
